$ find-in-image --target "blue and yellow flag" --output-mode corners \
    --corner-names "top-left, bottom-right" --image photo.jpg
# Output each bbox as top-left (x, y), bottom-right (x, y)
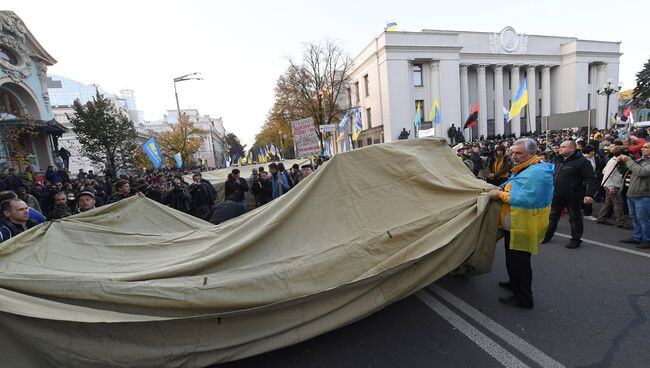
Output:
top-left (509, 79), bottom-right (528, 120)
top-left (415, 101), bottom-right (422, 136)
top-left (385, 22), bottom-right (397, 32)
top-left (352, 106), bottom-right (363, 141)
top-left (142, 137), bottom-right (164, 169)
top-left (173, 152), bottom-right (183, 168)
top-left (507, 162), bottom-right (554, 254)
top-left (428, 99), bottom-right (441, 125)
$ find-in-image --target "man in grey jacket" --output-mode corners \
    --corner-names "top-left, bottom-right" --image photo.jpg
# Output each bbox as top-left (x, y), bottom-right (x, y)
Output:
top-left (618, 142), bottom-right (650, 249)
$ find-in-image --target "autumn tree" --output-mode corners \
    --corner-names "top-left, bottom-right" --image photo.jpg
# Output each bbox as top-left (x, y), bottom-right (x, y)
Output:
top-left (154, 114), bottom-right (207, 166)
top-left (0, 118), bottom-right (39, 171)
top-left (632, 58), bottom-right (650, 108)
top-left (254, 102), bottom-right (295, 158)
top-left (68, 91), bottom-right (138, 172)
top-left (276, 39), bottom-right (352, 147)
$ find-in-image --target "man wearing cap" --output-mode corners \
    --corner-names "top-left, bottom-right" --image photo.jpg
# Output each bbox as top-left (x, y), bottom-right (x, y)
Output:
top-left (75, 191), bottom-right (96, 214)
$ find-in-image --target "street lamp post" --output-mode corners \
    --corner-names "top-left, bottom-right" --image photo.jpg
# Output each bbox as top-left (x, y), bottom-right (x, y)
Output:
top-left (596, 79), bottom-right (623, 128)
top-left (173, 72), bottom-right (203, 122)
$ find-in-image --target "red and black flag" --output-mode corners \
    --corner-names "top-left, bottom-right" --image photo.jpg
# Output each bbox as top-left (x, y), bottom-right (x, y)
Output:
top-left (463, 103), bottom-right (479, 129)
top-left (620, 107), bottom-right (631, 122)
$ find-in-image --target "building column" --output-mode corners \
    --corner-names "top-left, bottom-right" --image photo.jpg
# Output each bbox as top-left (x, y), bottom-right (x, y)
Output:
top-left (477, 64), bottom-right (488, 139)
top-left (542, 66), bottom-right (551, 124)
top-left (460, 64), bottom-right (469, 125)
top-left (430, 61), bottom-right (440, 135)
top-left (494, 65), bottom-right (505, 136)
top-left (596, 63), bottom-right (608, 129)
top-left (510, 65), bottom-right (521, 137)
top-left (526, 65), bottom-right (537, 133)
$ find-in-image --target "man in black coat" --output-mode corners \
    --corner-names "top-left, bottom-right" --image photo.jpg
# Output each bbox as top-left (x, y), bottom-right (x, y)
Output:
top-left (188, 173), bottom-right (216, 219)
top-left (224, 169), bottom-right (249, 211)
top-left (543, 140), bottom-right (598, 248)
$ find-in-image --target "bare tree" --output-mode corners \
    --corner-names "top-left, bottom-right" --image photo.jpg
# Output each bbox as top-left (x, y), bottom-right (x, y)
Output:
top-left (277, 40), bottom-right (352, 148)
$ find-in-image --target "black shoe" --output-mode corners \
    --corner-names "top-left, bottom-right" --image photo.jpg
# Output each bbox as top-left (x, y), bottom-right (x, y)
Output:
top-left (636, 242), bottom-right (650, 249)
top-left (541, 237), bottom-right (552, 244)
top-left (617, 224), bottom-right (633, 230)
top-left (620, 237), bottom-right (642, 244)
top-left (498, 296), bottom-right (533, 309)
top-left (498, 281), bottom-right (515, 292)
top-left (596, 220), bottom-right (613, 225)
top-left (566, 242), bottom-right (581, 249)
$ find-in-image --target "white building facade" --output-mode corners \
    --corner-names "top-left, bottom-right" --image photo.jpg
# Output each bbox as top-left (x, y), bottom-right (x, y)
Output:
top-left (348, 27), bottom-right (622, 143)
top-left (148, 109), bottom-right (226, 168)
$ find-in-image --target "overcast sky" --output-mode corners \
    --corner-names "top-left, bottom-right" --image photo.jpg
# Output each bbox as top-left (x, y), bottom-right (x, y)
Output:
top-left (12, 0), bottom-right (649, 146)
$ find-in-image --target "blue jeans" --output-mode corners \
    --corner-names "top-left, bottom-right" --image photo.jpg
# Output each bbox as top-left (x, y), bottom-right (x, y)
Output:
top-left (627, 196), bottom-right (650, 242)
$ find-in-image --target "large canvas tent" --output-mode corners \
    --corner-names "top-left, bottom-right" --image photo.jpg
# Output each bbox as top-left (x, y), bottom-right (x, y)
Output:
top-left (0, 138), bottom-right (500, 367)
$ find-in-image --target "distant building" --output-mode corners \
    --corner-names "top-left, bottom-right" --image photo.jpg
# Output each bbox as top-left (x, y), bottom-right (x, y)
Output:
top-left (347, 26), bottom-right (621, 144)
top-left (47, 74), bottom-right (148, 175)
top-left (0, 11), bottom-right (67, 173)
top-left (144, 109), bottom-right (226, 168)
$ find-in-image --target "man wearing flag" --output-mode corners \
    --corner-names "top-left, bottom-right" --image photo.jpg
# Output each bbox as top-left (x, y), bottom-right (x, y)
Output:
top-left (489, 138), bottom-right (554, 309)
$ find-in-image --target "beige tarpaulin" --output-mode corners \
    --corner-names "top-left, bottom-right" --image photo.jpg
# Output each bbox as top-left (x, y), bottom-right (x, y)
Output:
top-left (183, 158), bottom-right (311, 208)
top-left (0, 138), bottom-right (499, 367)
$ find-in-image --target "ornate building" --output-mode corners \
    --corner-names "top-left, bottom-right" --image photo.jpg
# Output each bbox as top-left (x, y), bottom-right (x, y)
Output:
top-left (348, 26), bottom-right (621, 144)
top-left (0, 11), bottom-right (66, 172)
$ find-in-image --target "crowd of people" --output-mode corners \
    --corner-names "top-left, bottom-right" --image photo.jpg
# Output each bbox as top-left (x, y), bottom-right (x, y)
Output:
top-left (0, 155), bottom-right (321, 242)
top-left (476, 125), bottom-right (650, 310)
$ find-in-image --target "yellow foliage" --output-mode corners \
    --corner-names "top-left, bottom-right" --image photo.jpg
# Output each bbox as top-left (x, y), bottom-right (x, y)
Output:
top-left (153, 115), bottom-right (207, 167)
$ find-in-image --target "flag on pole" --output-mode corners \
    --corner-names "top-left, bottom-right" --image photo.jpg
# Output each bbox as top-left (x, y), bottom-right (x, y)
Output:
top-left (270, 144), bottom-right (277, 157)
top-left (503, 106), bottom-right (511, 123)
top-left (509, 79), bottom-right (529, 120)
top-left (463, 103), bottom-right (479, 129)
top-left (338, 111), bottom-right (350, 142)
top-left (385, 22), bottom-right (397, 32)
top-left (351, 106), bottom-right (362, 141)
top-left (173, 152), bottom-right (183, 168)
top-left (415, 101), bottom-right (422, 137)
top-left (142, 137), bottom-right (164, 169)
top-left (610, 113), bottom-right (617, 128)
top-left (428, 99), bottom-right (442, 125)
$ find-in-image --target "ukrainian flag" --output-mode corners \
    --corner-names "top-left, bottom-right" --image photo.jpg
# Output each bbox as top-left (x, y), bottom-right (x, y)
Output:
top-left (428, 99), bottom-right (441, 125)
top-left (414, 101), bottom-right (421, 136)
top-left (385, 22), bottom-right (397, 32)
top-left (352, 106), bottom-right (363, 141)
top-left (507, 162), bottom-right (554, 254)
top-left (508, 79), bottom-right (528, 120)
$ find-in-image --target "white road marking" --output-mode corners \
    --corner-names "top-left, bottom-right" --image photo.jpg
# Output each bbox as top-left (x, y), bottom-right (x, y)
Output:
top-left (425, 284), bottom-right (566, 368)
top-left (555, 233), bottom-right (650, 259)
top-left (414, 290), bottom-right (530, 368)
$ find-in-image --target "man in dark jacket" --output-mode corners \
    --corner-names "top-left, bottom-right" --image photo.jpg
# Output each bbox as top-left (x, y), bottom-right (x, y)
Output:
top-left (188, 173), bottom-right (216, 219)
top-left (0, 198), bottom-right (38, 243)
top-left (161, 177), bottom-right (192, 213)
top-left (224, 169), bottom-right (249, 210)
top-left (543, 140), bottom-right (598, 248)
top-left (208, 194), bottom-right (245, 225)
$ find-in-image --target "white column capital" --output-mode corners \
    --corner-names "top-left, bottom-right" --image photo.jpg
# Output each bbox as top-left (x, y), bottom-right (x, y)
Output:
top-left (526, 65), bottom-right (537, 72)
top-left (476, 64), bottom-right (488, 72)
top-left (511, 64), bottom-right (522, 72)
top-left (542, 65), bottom-right (551, 72)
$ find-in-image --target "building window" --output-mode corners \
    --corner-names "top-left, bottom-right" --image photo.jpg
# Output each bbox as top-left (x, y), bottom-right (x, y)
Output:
top-left (538, 98), bottom-right (542, 116)
top-left (413, 64), bottom-right (423, 87)
top-left (354, 82), bottom-right (360, 104)
top-left (508, 73), bottom-right (511, 90)
top-left (367, 138), bottom-right (373, 146)
top-left (588, 65), bottom-right (592, 84)
top-left (492, 72), bottom-right (495, 90)
top-left (587, 93), bottom-right (591, 110)
top-left (537, 71), bottom-right (541, 89)
top-left (363, 75), bottom-right (370, 97)
top-left (0, 89), bottom-right (22, 116)
top-left (366, 107), bottom-right (372, 128)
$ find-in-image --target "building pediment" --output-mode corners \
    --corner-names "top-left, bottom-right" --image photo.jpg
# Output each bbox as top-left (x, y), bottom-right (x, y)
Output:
top-left (0, 11), bottom-right (56, 84)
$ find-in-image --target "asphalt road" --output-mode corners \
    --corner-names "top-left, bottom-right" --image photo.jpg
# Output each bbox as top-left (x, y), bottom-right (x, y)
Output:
top-left (214, 205), bottom-right (650, 368)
